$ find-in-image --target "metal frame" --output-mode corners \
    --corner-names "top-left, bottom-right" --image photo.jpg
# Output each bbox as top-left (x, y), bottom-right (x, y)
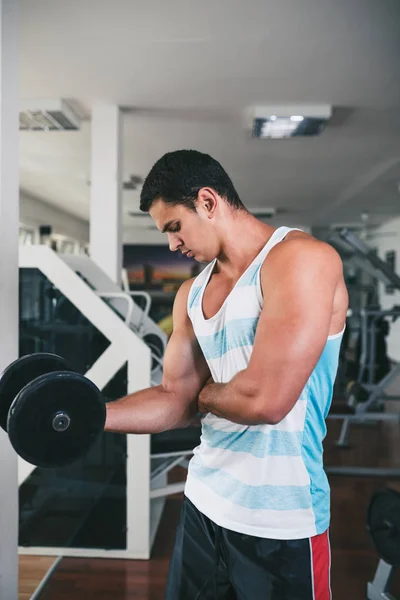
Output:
top-left (367, 559), bottom-right (396, 600)
top-left (19, 245), bottom-right (155, 559)
top-left (358, 308), bottom-right (400, 390)
top-left (29, 557), bottom-right (63, 600)
top-left (97, 290), bottom-right (152, 332)
top-left (327, 405), bottom-right (400, 477)
top-left (327, 467), bottom-right (400, 478)
top-left (61, 253), bottom-right (167, 385)
top-left (338, 228), bottom-right (400, 290)
top-left (332, 315), bottom-right (400, 453)
top-left (150, 451), bottom-right (193, 499)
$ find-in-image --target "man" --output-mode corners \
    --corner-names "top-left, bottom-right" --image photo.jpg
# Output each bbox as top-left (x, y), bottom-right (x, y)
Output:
top-left (105, 150), bottom-right (348, 599)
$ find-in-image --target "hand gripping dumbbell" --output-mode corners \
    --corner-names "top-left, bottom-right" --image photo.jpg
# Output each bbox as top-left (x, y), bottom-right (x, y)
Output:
top-left (0, 353), bottom-right (106, 468)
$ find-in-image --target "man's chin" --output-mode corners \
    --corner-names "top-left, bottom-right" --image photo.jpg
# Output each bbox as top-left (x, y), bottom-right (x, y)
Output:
top-left (191, 252), bottom-right (213, 264)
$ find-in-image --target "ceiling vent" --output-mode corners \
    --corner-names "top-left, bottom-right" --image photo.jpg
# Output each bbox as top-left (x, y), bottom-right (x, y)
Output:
top-left (19, 99), bottom-right (81, 131)
top-left (248, 104), bottom-right (332, 139)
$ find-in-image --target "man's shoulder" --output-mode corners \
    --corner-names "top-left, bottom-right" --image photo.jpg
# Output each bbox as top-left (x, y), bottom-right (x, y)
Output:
top-left (262, 230), bottom-right (343, 277)
top-left (173, 278), bottom-right (198, 327)
top-left (277, 229), bottom-right (339, 259)
top-left (282, 228), bottom-right (320, 245)
top-left (176, 277), bottom-right (197, 301)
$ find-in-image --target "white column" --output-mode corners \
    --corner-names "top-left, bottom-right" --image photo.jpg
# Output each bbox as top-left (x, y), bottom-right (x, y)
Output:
top-left (89, 105), bottom-right (123, 285)
top-left (126, 359), bottom-right (152, 558)
top-left (0, 0), bottom-right (19, 598)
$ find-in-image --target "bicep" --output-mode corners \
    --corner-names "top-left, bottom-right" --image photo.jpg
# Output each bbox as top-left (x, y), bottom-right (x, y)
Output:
top-left (162, 326), bottom-right (210, 401)
top-left (246, 242), bottom-right (342, 418)
top-left (161, 280), bottom-right (210, 403)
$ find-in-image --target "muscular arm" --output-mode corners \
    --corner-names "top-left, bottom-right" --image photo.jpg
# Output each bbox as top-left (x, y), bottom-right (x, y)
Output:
top-left (198, 240), bottom-right (345, 425)
top-left (105, 278), bottom-right (210, 434)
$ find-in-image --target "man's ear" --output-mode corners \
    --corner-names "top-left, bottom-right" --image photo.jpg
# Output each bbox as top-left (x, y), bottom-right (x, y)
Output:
top-left (197, 187), bottom-right (218, 218)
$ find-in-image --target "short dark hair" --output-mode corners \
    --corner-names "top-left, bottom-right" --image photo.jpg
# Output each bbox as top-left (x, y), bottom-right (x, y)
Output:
top-left (140, 149), bottom-right (245, 212)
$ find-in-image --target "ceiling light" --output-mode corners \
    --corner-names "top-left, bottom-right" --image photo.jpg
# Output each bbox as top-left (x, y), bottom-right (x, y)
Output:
top-left (19, 99), bottom-right (81, 131)
top-left (248, 105), bottom-right (331, 139)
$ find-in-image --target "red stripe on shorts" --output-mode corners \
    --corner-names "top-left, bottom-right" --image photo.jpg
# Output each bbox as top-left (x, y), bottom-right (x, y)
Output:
top-left (310, 530), bottom-right (332, 600)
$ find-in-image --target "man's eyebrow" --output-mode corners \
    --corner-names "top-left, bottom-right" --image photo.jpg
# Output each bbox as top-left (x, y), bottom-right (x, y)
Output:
top-left (161, 220), bottom-right (176, 233)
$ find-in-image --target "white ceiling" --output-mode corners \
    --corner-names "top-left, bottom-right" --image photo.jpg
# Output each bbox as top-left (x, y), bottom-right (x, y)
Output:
top-left (19, 0), bottom-right (400, 235)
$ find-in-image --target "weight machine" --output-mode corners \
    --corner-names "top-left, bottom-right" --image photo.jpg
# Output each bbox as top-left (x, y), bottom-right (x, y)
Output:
top-left (327, 229), bottom-right (400, 477)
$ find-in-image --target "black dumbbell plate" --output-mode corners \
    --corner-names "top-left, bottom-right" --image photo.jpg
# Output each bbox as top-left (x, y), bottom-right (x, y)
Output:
top-left (7, 371), bottom-right (106, 468)
top-left (367, 488), bottom-right (400, 566)
top-left (0, 353), bottom-right (71, 432)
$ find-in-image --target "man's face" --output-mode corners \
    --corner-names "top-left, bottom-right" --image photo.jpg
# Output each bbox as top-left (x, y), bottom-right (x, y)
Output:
top-left (149, 198), bottom-right (217, 263)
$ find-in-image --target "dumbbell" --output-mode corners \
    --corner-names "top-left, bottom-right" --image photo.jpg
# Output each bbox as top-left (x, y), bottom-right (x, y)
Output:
top-left (0, 353), bottom-right (106, 468)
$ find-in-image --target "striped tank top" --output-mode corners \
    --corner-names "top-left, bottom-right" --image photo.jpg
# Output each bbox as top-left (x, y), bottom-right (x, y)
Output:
top-left (185, 226), bottom-right (344, 540)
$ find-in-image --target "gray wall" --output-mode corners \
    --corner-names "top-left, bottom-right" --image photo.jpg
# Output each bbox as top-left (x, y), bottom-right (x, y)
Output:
top-left (20, 191), bottom-right (89, 242)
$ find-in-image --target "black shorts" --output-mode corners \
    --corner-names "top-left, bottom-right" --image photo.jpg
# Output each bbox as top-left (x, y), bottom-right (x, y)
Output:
top-left (165, 497), bottom-right (332, 600)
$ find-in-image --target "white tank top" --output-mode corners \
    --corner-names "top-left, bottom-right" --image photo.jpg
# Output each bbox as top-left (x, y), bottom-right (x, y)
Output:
top-left (184, 226), bottom-right (344, 539)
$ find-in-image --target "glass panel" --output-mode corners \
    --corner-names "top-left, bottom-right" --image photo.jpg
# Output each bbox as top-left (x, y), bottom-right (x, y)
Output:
top-left (18, 269), bottom-right (127, 550)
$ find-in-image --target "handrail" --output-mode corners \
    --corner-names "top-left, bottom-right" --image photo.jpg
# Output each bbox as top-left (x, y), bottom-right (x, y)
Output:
top-left (128, 291), bottom-right (152, 333)
top-left (97, 291), bottom-right (135, 325)
top-left (96, 290), bottom-right (162, 377)
top-left (97, 290), bottom-right (152, 334)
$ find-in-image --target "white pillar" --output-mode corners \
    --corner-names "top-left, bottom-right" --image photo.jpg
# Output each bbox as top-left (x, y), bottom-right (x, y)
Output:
top-left (0, 0), bottom-right (19, 598)
top-left (89, 105), bottom-right (123, 285)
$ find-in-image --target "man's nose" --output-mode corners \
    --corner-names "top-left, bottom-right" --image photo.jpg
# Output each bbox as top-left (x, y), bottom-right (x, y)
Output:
top-left (167, 232), bottom-right (182, 252)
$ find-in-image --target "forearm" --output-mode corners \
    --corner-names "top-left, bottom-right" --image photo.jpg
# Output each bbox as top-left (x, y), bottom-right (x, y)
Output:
top-left (105, 385), bottom-right (197, 434)
top-left (198, 371), bottom-right (271, 425)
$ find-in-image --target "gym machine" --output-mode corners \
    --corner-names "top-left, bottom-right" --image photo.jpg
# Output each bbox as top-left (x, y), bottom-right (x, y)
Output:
top-left (327, 230), bottom-right (400, 476)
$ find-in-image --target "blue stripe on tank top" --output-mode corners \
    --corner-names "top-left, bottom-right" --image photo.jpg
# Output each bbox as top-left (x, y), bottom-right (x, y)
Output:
top-left (236, 264), bottom-right (261, 287)
top-left (301, 336), bottom-right (343, 532)
top-left (202, 424), bottom-right (303, 457)
top-left (197, 317), bottom-right (259, 360)
top-left (188, 286), bottom-right (203, 309)
top-left (190, 459), bottom-right (312, 510)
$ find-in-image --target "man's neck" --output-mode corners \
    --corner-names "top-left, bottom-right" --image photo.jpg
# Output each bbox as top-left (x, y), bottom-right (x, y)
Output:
top-left (215, 215), bottom-right (277, 279)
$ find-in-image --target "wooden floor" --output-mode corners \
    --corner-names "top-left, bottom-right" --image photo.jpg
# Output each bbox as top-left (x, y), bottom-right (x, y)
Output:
top-left (22, 417), bottom-right (400, 600)
top-left (18, 556), bottom-right (56, 600)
